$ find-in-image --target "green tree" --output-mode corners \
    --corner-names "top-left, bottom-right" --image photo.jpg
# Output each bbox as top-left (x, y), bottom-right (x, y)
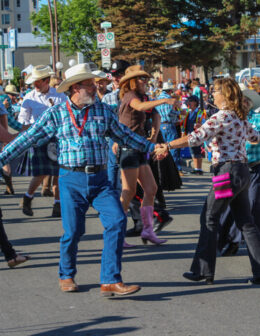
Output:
top-left (96, 0), bottom-right (179, 72)
top-left (30, 0), bottom-right (102, 60)
top-left (11, 67), bottom-right (22, 89)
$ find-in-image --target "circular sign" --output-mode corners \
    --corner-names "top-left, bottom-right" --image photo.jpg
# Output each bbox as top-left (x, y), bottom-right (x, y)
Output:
top-left (102, 48), bottom-right (110, 57)
top-left (98, 34), bottom-right (105, 42)
top-left (106, 32), bottom-right (114, 40)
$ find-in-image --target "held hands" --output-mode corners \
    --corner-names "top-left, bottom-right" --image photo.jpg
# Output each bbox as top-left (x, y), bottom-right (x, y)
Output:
top-left (152, 143), bottom-right (169, 161)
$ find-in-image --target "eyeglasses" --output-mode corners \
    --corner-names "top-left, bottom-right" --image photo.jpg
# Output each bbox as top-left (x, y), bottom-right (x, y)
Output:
top-left (138, 76), bottom-right (148, 82)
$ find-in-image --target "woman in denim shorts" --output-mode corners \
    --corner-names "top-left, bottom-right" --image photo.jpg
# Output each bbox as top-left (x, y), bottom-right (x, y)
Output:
top-left (154, 78), bottom-right (260, 285)
top-left (116, 65), bottom-right (177, 245)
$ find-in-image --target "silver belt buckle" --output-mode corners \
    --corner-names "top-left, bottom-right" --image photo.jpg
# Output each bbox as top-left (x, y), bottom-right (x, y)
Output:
top-left (84, 166), bottom-right (91, 173)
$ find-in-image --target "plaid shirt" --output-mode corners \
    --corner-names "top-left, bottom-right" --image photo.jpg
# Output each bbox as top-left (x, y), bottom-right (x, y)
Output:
top-left (246, 110), bottom-right (260, 164)
top-left (155, 91), bottom-right (179, 123)
top-left (0, 98), bottom-right (155, 168)
top-left (0, 94), bottom-right (23, 131)
top-left (102, 89), bottom-right (120, 113)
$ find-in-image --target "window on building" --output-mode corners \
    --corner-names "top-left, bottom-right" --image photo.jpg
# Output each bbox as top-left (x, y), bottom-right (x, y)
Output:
top-left (16, 0), bottom-right (20, 7)
top-left (1, 14), bottom-right (10, 25)
top-left (17, 14), bottom-right (21, 21)
top-left (34, 27), bottom-right (38, 32)
top-left (1, 0), bottom-right (10, 10)
top-left (3, 28), bottom-right (7, 33)
top-left (18, 28), bottom-right (21, 33)
top-left (32, 0), bottom-right (37, 9)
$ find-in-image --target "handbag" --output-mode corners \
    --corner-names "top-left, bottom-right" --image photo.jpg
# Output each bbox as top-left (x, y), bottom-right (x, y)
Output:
top-left (212, 172), bottom-right (233, 199)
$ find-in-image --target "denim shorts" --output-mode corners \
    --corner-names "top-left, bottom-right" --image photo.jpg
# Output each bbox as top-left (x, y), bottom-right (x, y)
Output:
top-left (120, 147), bottom-right (148, 169)
top-left (190, 145), bottom-right (203, 158)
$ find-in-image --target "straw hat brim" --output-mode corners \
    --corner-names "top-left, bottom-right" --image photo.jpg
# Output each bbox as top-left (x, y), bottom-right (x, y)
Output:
top-left (25, 72), bottom-right (55, 85)
top-left (5, 90), bottom-right (19, 95)
top-left (119, 70), bottom-right (152, 87)
top-left (56, 71), bottom-right (106, 93)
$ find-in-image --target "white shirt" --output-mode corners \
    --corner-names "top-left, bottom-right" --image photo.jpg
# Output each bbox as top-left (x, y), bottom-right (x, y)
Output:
top-left (188, 109), bottom-right (260, 164)
top-left (18, 87), bottom-right (67, 125)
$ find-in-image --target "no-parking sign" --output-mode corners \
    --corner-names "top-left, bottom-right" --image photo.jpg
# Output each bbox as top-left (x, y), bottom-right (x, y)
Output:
top-left (101, 48), bottom-right (111, 68)
top-left (97, 33), bottom-right (106, 48)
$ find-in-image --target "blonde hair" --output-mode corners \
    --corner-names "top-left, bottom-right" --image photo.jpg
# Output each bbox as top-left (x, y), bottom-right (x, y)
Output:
top-left (119, 78), bottom-right (139, 100)
top-left (50, 76), bottom-right (62, 88)
top-left (214, 77), bottom-right (248, 120)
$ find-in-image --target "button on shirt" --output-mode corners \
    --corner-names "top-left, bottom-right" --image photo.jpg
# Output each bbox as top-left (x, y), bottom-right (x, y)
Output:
top-left (18, 87), bottom-right (67, 125)
top-left (0, 98), bottom-right (155, 168)
top-left (188, 109), bottom-right (260, 164)
top-left (155, 91), bottom-right (179, 123)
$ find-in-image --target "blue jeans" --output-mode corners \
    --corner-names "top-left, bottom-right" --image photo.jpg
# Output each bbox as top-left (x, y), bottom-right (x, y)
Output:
top-left (191, 161), bottom-right (260, 277)
top-left (107, 139), bottom-right (121, 196)
top-left (58, 168), bottom-right (126, 284)
top-left (160, 123), bottom-right (181, 170)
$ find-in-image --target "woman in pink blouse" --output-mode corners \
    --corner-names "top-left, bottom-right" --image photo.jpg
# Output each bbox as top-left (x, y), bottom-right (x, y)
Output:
top-left (154, 77), bottom-right (260, 285)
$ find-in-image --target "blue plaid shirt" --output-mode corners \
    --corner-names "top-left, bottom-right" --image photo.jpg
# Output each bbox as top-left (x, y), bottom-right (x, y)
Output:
top-left (0, 98), bottom-right (155, 168)
top-left (155, 91), bottom-right (179, 123)
top-left (102, 89), bottom-right (120, 113)
top-left (246, 110), bottom-right (260, 164)
top-left (0, 94), bottom-right (23, 131)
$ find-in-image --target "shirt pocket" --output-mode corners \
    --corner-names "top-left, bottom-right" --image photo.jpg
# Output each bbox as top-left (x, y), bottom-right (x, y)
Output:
top-left (87, 121), bottom-right (106, 140)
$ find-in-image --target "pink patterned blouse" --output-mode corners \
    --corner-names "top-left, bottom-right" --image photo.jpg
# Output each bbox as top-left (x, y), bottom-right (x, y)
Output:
top-left (188, 109), bottom-right (260, 164)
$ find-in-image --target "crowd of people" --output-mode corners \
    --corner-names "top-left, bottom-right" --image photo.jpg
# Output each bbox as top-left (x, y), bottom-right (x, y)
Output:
top-left (0, 61), bottom-right (259, 295)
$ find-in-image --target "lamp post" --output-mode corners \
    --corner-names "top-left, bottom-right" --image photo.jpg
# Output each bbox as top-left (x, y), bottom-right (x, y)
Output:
top-left (0, 29), bottom-right (5, 79)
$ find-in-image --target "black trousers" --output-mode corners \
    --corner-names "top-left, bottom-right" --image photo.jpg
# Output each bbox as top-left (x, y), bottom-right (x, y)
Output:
top-left (190, 161), bottom-right (260, 277)
top-left (0, 208), bottom-right (16, 261)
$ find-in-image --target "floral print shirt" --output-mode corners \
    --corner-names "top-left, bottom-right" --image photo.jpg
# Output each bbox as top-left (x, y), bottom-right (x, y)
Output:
top-left (188, 109), bottom-right (260, 164)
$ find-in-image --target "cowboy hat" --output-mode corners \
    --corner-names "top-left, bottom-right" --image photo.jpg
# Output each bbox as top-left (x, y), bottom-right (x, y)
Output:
top-left (56, 63), bottom-right (107, 93)
top-left (5, 84), bottom-right (19, 95)
top-left (119, 65), bottom-right (151, 87)
top-left (162, 82), bottom-right (175, 91)
top-left (25, 65), bottom-right (55, 85)
top-left (239, 83), bottom-right (260, 110)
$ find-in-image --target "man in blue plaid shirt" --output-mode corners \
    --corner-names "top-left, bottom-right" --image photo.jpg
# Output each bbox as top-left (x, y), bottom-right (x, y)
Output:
top-left (0, 63), bottom-right (157, 296)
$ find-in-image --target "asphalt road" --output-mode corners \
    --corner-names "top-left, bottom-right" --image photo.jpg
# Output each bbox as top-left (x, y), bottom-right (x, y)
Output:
top-left (0, 165), bottom-right (259, 336)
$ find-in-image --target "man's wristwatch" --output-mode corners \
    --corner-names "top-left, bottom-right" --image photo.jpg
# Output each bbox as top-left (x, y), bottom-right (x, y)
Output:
top-left (167, 142), bottom-right (171, 151)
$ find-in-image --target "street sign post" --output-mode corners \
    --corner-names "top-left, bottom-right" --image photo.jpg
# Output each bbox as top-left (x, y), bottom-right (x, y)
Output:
top-left (101, 48), bottom-right (111, 68)
top-left (101, 21), bottom-right (112, 30)
top-left (0, 45), bottom-right (8, 49)
top-left (97, 33), bottom-right (106, 49)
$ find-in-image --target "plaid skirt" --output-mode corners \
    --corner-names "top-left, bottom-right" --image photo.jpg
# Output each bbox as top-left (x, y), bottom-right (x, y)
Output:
top-left (16, 143), bottom-right (59, 176)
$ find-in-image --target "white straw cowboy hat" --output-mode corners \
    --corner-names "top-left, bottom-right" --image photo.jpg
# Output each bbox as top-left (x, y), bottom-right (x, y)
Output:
top-left (162, 82), bottom-right (175, 91)
top-left (239, 83), bottom-right (260, 110)
top-left (25, 65), bottom-right (55, 85)
top-left (5, 84), bottom-right (19, 95)
top-left (119, 65), bottom-right (152, 87)
top-left (56, 63), bottom-right (107, 93)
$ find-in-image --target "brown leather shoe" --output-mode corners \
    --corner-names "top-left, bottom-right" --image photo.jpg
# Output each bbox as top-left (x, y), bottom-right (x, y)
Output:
top-left (59, 278), bottom-right (79, 292)
top-left (100, 282), bottom-right (141, 297)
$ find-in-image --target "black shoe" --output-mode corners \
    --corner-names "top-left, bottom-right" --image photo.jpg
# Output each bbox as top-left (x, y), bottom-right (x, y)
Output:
top-left (197, 170), bottom-right (204, 175)
top-left (52, 202), bottom-right (61, 217)
top-left (20, 195), bottom-right (33, 216)
top-left (248, 277), bottom-right (260, 285)
top-left (126, 226), bottom-right (142, 237)
top-left (221, 242), bottom-right (239, 257)
top-left (183, 272), bottom-right (214, 285)
top-left (190, 169), bottom-right (203, 175)
top-left (153, 216), bottom-right (173, 233)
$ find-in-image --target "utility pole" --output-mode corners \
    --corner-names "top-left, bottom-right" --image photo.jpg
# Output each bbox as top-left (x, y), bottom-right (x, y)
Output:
top-left (53, 0), bottom-right (60, 64)
top-left (0, 29), bottom-right (6, 79)
top-left (47, 0), bottom-right (56, 72)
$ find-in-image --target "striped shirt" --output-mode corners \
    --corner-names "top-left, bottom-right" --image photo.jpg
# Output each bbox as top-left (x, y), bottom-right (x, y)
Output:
top-left (102, 89), bottom-right (120, 113)
top-left (155, 91), bottom-right (179, 123)
top-left (0, 98), bottom-right (155, 168)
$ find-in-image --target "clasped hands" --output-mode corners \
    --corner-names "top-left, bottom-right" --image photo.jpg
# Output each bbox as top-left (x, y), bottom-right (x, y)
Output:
top-left (152, 143), bottom-right (169, 161)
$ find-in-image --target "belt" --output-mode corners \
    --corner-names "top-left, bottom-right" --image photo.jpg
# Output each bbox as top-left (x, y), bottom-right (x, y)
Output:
top-left (212, 160), bottom-right (247, 168)
top-left (60, 164), bottom-right (107, 174)
top-left (161, 121), bottom-right (171, 124)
